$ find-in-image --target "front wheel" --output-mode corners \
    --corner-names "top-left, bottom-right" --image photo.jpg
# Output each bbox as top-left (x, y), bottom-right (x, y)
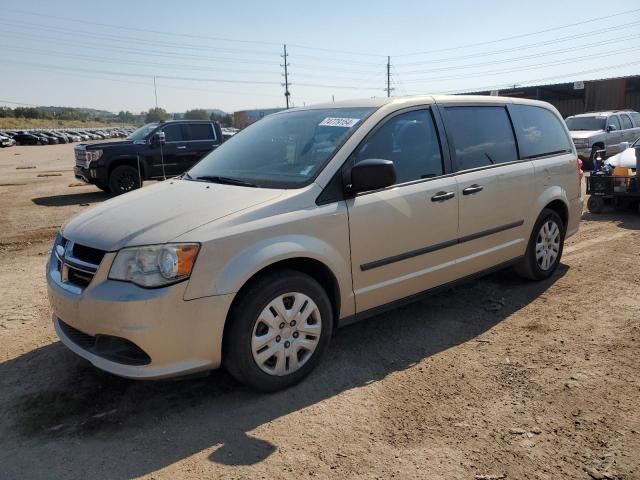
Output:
top-left (223, 270), bottom-right (333, 392)
top-left (108, 165), bottom-right (142, 195)
top-left (515, 209), bottom-right (565, 281)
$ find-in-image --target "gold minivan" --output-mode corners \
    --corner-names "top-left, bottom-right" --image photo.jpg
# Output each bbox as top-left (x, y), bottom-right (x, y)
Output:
top-left (47, 95), bottom-right (583, 391)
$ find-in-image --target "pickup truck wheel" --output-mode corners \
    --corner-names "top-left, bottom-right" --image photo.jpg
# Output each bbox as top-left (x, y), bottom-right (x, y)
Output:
top-left (514, 209), bottom-right (565, 281)
top-left (223, 270), bottom-right (333, 392)
top-left (587, 195), bottom-right (605, 214)
top-left (108, 165), bottom-right (141, 195)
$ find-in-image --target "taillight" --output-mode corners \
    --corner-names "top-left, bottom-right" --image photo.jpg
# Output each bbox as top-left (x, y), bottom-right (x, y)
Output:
top-left (577, 158), bottom-right (584, 185)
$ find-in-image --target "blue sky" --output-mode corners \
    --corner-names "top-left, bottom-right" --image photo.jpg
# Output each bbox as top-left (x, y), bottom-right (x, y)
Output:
top-left (0, 0), bottom-right (639, 113)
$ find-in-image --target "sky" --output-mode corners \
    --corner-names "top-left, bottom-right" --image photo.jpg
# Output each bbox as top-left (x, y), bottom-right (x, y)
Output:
top-left (0, 0), bottom-right (639, 114)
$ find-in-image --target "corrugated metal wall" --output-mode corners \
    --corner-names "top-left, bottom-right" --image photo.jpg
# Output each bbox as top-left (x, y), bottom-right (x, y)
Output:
top-left (585, 78), bottom-right (626, 111)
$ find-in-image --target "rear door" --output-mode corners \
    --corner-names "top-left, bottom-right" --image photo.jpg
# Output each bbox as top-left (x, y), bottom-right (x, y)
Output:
top-left (185, 123), bottom-right (219, 168)
top-left (346, 107), bottom-right (460, 313)
top-left (619, 113), bottom-right (639, 144)
top-left (606, 115), bottom-right (624, 155)
top-left (439, 103), bottom-right (534, 275)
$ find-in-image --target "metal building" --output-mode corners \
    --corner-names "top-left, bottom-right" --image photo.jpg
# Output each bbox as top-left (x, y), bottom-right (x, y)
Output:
top-left (464, 75), bottom-right (640, 117)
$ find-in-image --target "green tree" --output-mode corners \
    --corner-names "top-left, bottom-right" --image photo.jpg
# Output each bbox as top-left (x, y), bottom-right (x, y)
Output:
top-left (145, 107), bottom-right (169, 123)
top-left (184, 109), bottom-right (209, 120)
top-left (210, 112), bottom-right (233, 127)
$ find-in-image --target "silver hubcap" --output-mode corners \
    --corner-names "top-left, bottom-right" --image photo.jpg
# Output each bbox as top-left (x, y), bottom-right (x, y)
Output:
top-left (251, 292), bottom-right (322, 376)
top-left (536, 220), bottom-right (560, 271)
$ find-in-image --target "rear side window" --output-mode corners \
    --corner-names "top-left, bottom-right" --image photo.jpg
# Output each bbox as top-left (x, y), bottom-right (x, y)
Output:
top-left (511, 105), bottom-right (572, 159)
top-left (444, 106), bottom-right (517, 170)
top-left (620, 114), bottom-right (633, 130)
top-left (161, 124), bottom-right (186, 142)
top-left (629, 112), bottom-right (640, 126)
top-left (187, 124), bottom-right (215, 141)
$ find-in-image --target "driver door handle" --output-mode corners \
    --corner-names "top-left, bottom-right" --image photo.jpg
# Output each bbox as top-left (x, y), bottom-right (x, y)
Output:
top-left (462, 184), bottom-right (484, 195)
top-left (431, 191), bottom-right (455, 202)
top-left (177, 145), bottom-right (187, 150)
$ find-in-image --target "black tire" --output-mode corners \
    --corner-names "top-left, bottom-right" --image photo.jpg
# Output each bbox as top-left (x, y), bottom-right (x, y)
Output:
top-left (108, 165), bottom-right (142, 195)
top-left (514, 208), bottom-right (565, 281)
top-left (585, 145), bottom-right (603, 170)
top-left (223, 269), bottom-right (333, 392)
top-left (587, 195), bottom-right (605, 214)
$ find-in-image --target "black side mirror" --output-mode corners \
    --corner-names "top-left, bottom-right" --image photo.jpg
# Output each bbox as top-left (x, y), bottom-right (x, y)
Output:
top-left (349, 158), bottom-right (396, 194)
top-left (151, 131), bottom-right (166, 145)
top-left (606, 124), bottom-right (617, 132)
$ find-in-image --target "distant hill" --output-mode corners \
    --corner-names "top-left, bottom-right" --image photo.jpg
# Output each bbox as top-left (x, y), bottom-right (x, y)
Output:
top-left (40, 106), bottom-right (116, 118)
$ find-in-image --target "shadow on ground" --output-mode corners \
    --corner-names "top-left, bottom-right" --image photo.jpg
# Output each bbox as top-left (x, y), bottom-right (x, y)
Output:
top-left (0, 266), bottom-right (567, 478)
top-left (582, 209), bottom-right (640, 231)
top-left (31, 191), bottom-right (109, 207)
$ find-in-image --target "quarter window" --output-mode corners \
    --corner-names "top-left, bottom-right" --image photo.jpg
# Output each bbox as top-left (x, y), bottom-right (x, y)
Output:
top-left (629, 112), bottom-right (640, 127)
top-left (620, 114), bottom-right (633, 130)
top-left (187, 124), bottom-right (215, 141)
top-left (511, 105), bottom-right (572, 159)
top-left (445, 106), bottom-right (517, 170)
top-left (161, 124), bottom-right (186, 142)
top-left (354, 109), bottom-right (443, 184)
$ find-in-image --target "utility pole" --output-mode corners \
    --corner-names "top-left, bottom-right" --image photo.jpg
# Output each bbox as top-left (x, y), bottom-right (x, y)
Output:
top-left (153, 76), bottom-right (158, 109)
top-left (386, 56), bottom-right (392, 97)
top-left (281, 44), bottom-right (291, 109)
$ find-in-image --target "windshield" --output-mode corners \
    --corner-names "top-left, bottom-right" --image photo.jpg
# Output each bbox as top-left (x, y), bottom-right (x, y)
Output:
top-left (127, 123), bottom-right (158, 141)
top-left (188, 107), bottom-right (375, 188)
top-left (565, 116), bottom-right (606, 131)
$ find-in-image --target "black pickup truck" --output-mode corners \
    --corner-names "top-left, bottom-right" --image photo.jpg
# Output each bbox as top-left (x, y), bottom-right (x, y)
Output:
top-left (73, 120), bottom-right (224, 194)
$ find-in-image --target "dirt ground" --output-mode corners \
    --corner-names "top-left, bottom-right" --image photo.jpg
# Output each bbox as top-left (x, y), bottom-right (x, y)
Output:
top-left (0, 144), bottom-right (639, 480)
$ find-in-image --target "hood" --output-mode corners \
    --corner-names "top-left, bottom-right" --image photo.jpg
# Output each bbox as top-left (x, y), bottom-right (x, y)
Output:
top-left (605, 146), bottom-right (639, 170)
top-left (570, 130), bottom-right (603, 139)
top-left (62, 180), bottom-right (284, 251)
top-left (76, 140), bottom-right (137, 150)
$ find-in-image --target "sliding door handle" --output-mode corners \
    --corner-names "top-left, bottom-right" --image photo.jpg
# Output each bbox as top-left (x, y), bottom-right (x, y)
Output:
top-left (431, 191), bottom-right (455, 202)
top-left (462, 184), bottom-right (484, 195)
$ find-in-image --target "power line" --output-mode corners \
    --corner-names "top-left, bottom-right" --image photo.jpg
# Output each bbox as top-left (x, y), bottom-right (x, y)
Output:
top-left (398, 34), bottom-right (634, 76)
top-left (1, 8), bottom-right (386, 59)
top-left (2, 60), bottom-right (382, 91)
top-left (394, 19), bottom-right (640, 67)
top-left (396, 44), bottom-right (640, 84)
top-left (396, 7), bottom-right (640, 57)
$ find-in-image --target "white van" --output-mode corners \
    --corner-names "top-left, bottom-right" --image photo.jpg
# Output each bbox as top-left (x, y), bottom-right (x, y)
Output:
top-left (47, 95), bottom-right (583, 391)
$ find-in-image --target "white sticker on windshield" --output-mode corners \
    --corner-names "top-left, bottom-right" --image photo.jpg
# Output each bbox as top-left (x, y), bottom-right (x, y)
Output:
top-left (319, 117), bottom-right (360, 128)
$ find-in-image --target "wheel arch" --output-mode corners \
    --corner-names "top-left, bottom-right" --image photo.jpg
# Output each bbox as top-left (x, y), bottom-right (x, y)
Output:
top-left (107, 156), bottom-right (148, 180)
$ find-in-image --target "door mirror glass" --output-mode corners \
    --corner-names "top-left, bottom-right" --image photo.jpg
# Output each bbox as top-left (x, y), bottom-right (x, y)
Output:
top-left (606, 124), bottom-right (617, 132)
top-left (350, 159), bottom-right (396, 193)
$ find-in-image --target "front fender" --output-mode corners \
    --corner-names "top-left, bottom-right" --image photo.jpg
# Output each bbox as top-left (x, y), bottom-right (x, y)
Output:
top-left (184, 234), bottom-right (354, 317)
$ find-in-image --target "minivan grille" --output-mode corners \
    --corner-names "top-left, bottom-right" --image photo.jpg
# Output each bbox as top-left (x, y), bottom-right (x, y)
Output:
top-left (54, 237), bottom-right (105, 291)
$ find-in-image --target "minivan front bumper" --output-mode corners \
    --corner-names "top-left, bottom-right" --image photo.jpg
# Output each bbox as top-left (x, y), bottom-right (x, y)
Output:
top-left (47, 245), bottom-right (234, 379)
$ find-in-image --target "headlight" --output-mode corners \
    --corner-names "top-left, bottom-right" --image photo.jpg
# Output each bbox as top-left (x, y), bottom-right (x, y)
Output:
top-left (109, 243), bottom-right (200, 287)
top-left (84, 149), bottom-right (103, 165)
top-left (573, 139), bottom-right (589, 148)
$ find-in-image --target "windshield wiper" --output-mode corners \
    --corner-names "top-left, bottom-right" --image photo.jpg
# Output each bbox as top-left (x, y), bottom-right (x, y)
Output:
top-left (194, 175), bottom-right (259, 187)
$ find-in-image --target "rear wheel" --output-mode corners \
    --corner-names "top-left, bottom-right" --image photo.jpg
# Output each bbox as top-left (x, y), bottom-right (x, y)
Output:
top-left (223, 270), bottom-right (333, 392)
top-left (515, 209), bottom-right (565, 281)
top-left (108, 165), bottom-right (142, 195)
top-left (587, 195), bottom-right (605, 214)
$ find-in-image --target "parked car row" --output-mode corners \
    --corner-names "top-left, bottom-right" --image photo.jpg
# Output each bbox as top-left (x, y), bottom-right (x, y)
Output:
top-left (0, 127), bottom-right (135, 147)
